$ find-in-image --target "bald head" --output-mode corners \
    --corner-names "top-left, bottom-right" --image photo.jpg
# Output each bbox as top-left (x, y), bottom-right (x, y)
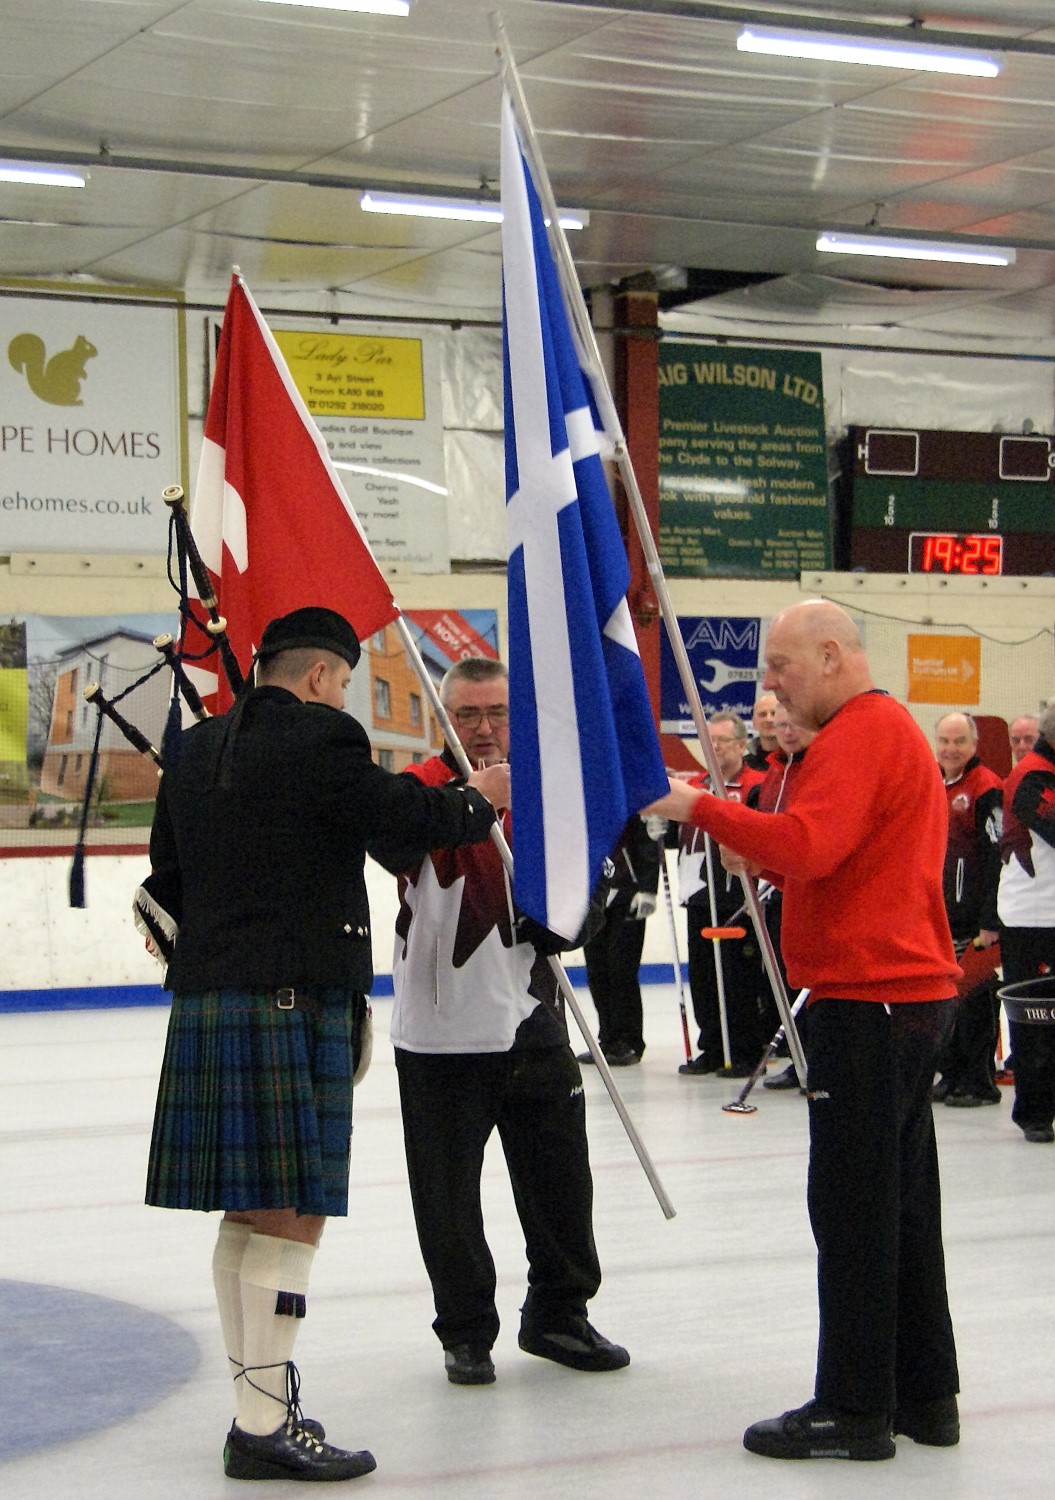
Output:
top-left (762, 601), bottom-right (873, 731)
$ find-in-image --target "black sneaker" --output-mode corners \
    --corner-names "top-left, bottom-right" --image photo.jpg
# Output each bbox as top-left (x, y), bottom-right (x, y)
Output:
top-left (931, 1079), bottom-right (953, 1103)
top-left (1023, 1125), bottom-right (1055, 1143)
top-left (717, 1063), bottom-right (753, 1078)
top-left (763, 1064), bottom-right (800, 1091)
top-left (603, 1042), bottom-right (640, 1067)
top-left (893, 1395), bottom-right (959, 1447)
top-left (224, 1422), bottom-right (377, 1481)
top-left (678, 1054), bottom-right (720, 1075)
top-left (519, 1316), bottom-right (630, 1372)
top-left (743, 1400), bottom-right (894, 1461)
top-left (945, 1090), bottom-right (999, 1108)
top-left (444, 1344), bottom-right (496, 1385)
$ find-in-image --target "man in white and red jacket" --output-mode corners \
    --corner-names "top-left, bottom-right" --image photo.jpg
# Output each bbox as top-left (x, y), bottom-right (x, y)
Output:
top-left (932, 712), bottom-right (1003, 1108)
top-left (649, 601), bottom-right (961, 1463)
top-left (998, 698), bottom-right (1055, 1143)
top-left (387, 657), bottom-right (629, 1390)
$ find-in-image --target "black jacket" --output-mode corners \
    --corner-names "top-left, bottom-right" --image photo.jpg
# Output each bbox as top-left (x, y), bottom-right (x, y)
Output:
top-left (147, 686), bottom-right (495, 992)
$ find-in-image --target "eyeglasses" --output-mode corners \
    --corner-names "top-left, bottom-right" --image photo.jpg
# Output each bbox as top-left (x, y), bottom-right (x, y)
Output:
top-left (451, 704), bottom-right (509, 729)
top-left (709, 735), bottom-right (741, 747)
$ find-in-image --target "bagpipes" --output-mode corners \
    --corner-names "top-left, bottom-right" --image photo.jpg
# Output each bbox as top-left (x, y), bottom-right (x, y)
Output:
top-left (161, 484), bottom-right (245, 697)
top-left (68, 481), bottom-right (246, 908)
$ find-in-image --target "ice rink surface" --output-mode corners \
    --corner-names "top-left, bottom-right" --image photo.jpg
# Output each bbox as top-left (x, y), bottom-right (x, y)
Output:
top-left (2, 985), bottom-right (1053, 1498)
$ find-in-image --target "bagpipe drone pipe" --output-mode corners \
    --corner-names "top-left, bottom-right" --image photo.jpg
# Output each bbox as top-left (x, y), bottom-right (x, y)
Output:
top-left (68, 482), bottom-right (246, 910)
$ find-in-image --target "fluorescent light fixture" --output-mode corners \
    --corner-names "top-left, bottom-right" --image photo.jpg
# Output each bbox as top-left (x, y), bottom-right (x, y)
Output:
top-left (0, 160), bottom-right (86, 188)
top-left (817, 232), bottom-right (1015, 267)
top-left (361, 189), bottom-right (589, 231)
top-left (251, 0), bottom-right (410, 14)
top-left (737, 25), bottom-right (1001, 78)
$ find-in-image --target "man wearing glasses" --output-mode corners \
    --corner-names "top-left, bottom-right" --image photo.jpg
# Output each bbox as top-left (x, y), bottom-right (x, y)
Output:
top-left (386, 657), bottom-right (629, 1388)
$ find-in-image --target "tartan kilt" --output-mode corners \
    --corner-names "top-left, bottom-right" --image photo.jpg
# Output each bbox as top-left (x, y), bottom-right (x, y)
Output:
top-left (145, 987), bottom-right (361, 1216)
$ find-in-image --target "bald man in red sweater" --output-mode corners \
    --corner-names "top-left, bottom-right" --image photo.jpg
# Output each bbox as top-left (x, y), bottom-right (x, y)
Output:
top-left (649, 600), bottom-right (960, 1464)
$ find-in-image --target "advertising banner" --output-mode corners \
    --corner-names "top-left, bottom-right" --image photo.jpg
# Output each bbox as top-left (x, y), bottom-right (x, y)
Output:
top-left (1, 289), bottom-right (185, 553)
top-left (660, 615), bottom-right (764, 733)
top-left (658, 343), bottom-right (831, 577)
top-left (0, 621), bottom-right (28, 794)
top-left (269, 325), bottom-right (449, 572)
top-left (907, 633), bottom-right (981, 705)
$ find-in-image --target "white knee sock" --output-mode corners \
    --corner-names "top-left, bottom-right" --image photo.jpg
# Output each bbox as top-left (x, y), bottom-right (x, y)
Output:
top-left (212, 1219), bottom-right (252, 1385)
top-left (236, 1233), bottom-right (317, 1436)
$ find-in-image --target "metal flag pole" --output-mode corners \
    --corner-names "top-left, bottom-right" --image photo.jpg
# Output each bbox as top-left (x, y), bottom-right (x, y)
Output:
top-left (392, 614), bottom-right (676, 1220)
top-left (659, 849), bottom-right (692, 1062)
top-left (493, 18), bottom-right (805, 1089)
top-left (702, 833), bottom-right (734, 1070)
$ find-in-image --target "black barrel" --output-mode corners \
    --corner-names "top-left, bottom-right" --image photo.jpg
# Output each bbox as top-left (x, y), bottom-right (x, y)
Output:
top-left (998, 976), bottom-right (1055, 1026)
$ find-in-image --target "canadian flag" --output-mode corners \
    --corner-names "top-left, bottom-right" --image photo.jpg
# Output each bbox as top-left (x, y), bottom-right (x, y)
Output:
top-left (187, 273), bottom-right (399, 711)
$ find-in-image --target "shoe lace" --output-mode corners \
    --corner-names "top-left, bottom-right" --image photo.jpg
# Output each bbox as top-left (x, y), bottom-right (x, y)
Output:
top-left (236, 1359), bottom-right (323, 1448)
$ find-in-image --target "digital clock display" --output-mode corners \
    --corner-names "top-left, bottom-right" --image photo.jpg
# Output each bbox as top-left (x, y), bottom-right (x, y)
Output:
top-left (908, 532), bottom-right (1004, 575)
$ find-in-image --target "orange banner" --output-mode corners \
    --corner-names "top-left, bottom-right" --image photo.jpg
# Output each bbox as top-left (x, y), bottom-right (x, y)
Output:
top-left (907, 634), bottom-right (981, 705)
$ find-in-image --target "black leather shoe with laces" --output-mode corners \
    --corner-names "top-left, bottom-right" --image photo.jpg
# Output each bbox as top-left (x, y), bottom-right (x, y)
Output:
top-left (223, 1422), bottom-right (377, 1481)
top-left (893, 1395), bottom-right (959, 1447)
top-left (743, 1400), bottom-right (894, 1461)
top-left (444, 1344), bottom-right (496, 1385)
top-left (519, 1316), bottom-right (630, 1372)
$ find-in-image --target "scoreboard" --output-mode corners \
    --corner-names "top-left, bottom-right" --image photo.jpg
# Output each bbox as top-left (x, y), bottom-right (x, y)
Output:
top-left (846, 426), bottom-right (1055, 575)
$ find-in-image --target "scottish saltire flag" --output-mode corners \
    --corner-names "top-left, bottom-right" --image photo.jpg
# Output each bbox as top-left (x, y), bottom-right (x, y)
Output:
top-left (501, 94), bottom-right (669, 940)
top-left (190, 274), bottom-right (399, 710)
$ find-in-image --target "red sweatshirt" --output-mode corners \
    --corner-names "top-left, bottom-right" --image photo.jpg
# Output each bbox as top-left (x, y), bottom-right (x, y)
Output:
top-left (686, 691), bottom-right (959, 1004)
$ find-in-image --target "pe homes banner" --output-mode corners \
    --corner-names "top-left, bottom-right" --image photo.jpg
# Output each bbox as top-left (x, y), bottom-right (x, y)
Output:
top-left (658, 343), bottom-right (832, 577)
top-left (1, 289), bottom-right (185, 554)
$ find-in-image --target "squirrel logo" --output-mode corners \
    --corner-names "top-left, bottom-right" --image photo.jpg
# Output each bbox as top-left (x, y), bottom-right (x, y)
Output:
top-left (8, 331), bottom-right (97, 406)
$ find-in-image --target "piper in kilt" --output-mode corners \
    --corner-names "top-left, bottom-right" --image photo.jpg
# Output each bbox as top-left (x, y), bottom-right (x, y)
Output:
top-left (141, 607), bottom-right (510, 1484)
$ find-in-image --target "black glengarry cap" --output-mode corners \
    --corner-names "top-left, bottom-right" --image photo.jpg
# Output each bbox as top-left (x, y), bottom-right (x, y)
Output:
top-left (256, 606), bottom-right (362, 671)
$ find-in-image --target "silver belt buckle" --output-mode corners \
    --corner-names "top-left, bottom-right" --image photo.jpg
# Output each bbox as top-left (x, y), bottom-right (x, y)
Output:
top-left (276, 987), bottom-right (296, 1010)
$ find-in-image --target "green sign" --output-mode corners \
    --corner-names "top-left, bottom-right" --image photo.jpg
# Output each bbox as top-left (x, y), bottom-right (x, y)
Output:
top-left (658, 343), bottom-right (832, 577)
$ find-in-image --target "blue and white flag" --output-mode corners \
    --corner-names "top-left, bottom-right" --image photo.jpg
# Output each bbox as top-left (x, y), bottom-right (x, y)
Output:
top-left (501, 93), bottom-right (669, 941)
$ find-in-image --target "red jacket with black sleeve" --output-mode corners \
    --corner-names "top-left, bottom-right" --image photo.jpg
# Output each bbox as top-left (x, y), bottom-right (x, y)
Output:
top-left (942, 756), bottom-right (1003, 942)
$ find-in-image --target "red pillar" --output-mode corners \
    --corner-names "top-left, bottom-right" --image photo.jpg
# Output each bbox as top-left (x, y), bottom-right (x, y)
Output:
top-left (613, 284), bottom-right (661, 716)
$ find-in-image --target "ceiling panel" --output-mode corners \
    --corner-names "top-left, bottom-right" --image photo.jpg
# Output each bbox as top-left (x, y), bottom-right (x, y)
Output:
top-left (1, 0), bottom-right (1054, 347)
top-left (0, 1), bottom-right (174, 114)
